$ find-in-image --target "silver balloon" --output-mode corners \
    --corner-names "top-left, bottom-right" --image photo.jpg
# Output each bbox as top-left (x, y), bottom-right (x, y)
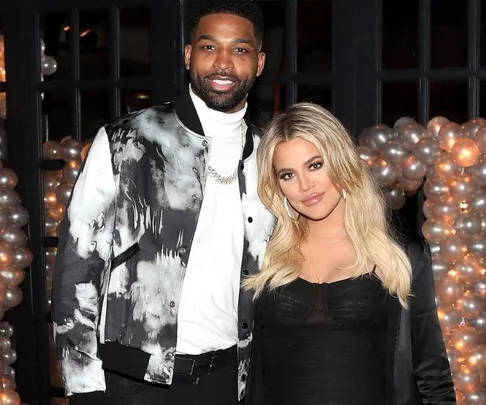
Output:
top-left (432, 256), bottom-right (449, 279)
top-left (454, 212), bottom-right (483, 239)
top-left (422, 199), bottom-right (434, 218)
top-left (400, 155), bottom-right (427, 181)
top-left (434, 151), bottom-right (462, 179)
top-left (370, 159), bottom-right (397, 187)
top-left (385, 188), bottom-right (406, 210)
top-left (379, 139), bottom-right (409, 164)
top-left (0, 209), bottom-right (10, 229)
top-left (422, 219), bottom-right (452, 244)
top-left (468, 236), bottom-right (486, 262)
top-left (465, 390), bottom-right (486, 404)
top-left (43, 141), bottom-right (61, 160)
top-left (431, 196), bottom-right (460, 224)
top-left (62, 160), bottom-right (81, 184)
top-left (366, 124), bottom-right (394, 149)
top-left (470, 187), bottom-right (486, 212)
top-left (60, 139), bottom-right (82, 162)
top-left (40, 55), bottom-right (57, 75)
top-left (0, 322), bottom-right (13, 338)
top-left (0, 227), bottom-right (28, 248)
top-left (429, 242), bottom-right (441, 256)
top-left (455, 291), bottom-right (484, 320)
top-left (6, 206), bottom-right (29, 228)
top-left (396, 173), bottom-right (423, 193)
top-left (0, 336), bottom-right (11, 352)
top-left (11, 246), bottom-right (33, 269)
top-left (474, 125), bottom-right (486, 153)
top-left (0, 169), bottom-right (18, 189)
top-left (357, 145), bottom-right (379, 166)
top-left (427, 116), bottom-right (450, 137)
top-left (0, 188), bottom-right (20, 209)
top-left (462, 117), bottom-right (486, 138)
top-left (440, 235), bottom-right (468, 263)
top-left (55, 181), bottom-right (73, 205)
top-left (394, 116), bottom-right (417, 130)
top-left (449, 174), bottom-right (479, 201)
top-left (471, 157), bottom-right (486, 185)
top-left (4, 287), bottom-right (21, 308)
top-left (3, 366), bottom-right (15, 378)
top-left (456, 255), bottom-right (483, 284)
top-left (472, 279), bottom-right (486, 298)
top-left (43, 171), bottom-right (61, 193)
top-left (423, 177), bottom-right (450, 201)
top-left (45, 215), bottom-right (60, 237)
top-left (470, 313), bottom-right (486, 335)
top-left (0, 375), bottom-right (16, 391)
top-left (399, 122), bottom-right (425, 151)
top-left (0, 266), bottom-right (24, 288)
top-left (413, 137), bottom-right (440, 166)
top-left (438, 122), bottom-right (462, 152)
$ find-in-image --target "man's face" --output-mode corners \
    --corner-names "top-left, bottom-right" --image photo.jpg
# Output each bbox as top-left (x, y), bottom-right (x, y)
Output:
top-left (184, 13), bottom-right (265, 113)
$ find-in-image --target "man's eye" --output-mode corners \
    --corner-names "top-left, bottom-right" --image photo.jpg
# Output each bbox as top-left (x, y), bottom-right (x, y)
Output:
top-left (234, 48), bottom-right (247, 53)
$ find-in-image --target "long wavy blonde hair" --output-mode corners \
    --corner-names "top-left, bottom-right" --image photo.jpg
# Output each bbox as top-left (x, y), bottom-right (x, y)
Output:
top-left (245, 103), bottom-right (412, 308)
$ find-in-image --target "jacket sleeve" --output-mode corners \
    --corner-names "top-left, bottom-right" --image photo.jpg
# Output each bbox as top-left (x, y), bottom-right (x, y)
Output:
top-left (409, 239), bottom-right (457, 404)
top-left (51, 127), bottom-right (116, 404)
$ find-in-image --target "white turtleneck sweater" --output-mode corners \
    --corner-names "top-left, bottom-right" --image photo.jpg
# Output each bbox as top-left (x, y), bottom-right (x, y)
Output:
top-left (176, 86), bottom-right (246, 354)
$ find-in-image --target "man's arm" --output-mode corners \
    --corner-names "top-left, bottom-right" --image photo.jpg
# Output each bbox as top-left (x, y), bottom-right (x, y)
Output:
top-left (52, 128), bottom-right (116, 405)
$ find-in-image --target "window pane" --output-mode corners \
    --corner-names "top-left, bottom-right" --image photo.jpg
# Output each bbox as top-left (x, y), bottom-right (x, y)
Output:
top-left (430, 82), bottom-right (468, 123)
top-left (79, 9), bottom-right (110, 79)
top-left (40, 12), bottom-right (71, 80)
top-left (431, 0), bottom-right (467, 68)
top-left (297, 85), bottom-right (332, 111)
top-left (122, 89), bottom-right (151, 115)
top-left (248, 84), bottom-right (285, 127)
top-left (480, 0), bottom-right (486, 66)
top-left (382, 0), bottom-right (418, 69)
top-left (42, 91), bottom-right (72, 143)
top-left (382, 82), bottom-right (418, 125)
top-left (256, 1), bottom-right (286, 77)
top-left (479, 81), bottom-right (486, 116)
top-left (298, 0), bottom-right (332, 73)
top-left (120, 7), bottom-right (151, 77)
top-left (81, 91), bottom-right (111, 140)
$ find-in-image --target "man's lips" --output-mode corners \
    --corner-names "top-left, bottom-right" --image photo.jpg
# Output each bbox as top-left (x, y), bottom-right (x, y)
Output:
top-left (206, 75), bottom-right (238, 92)
top-left (302, 193), bottom-right (324, 206)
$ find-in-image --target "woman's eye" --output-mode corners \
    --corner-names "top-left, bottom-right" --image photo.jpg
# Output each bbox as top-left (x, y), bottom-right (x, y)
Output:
top-left (279, 172), bottom-right (293, 181)
top-left (310, 162), bottom-right (323, 170)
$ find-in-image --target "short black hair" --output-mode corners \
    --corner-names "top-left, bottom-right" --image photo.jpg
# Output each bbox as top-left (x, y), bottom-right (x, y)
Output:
top-left (187, 0), bottom-right (264, 47)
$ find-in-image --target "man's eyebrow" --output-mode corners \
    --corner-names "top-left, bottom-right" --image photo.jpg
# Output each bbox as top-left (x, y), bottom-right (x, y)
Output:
top-left (195, 34), bottom-right (255, 47)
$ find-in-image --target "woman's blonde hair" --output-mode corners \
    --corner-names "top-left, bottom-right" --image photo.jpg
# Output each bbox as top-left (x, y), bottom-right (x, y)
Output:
top-left (245, 103), bottom-right (412, 308)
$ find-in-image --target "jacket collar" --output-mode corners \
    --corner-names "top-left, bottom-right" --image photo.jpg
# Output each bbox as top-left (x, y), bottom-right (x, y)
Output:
top-left (174, 88), bottom-right (255, 160)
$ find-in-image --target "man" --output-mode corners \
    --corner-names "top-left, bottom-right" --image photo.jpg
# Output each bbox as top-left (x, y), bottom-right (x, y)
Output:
top-left (51, 1), bottom-right (274, 404)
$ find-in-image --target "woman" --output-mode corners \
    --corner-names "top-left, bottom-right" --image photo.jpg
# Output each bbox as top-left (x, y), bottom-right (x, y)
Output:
top-left (246, 103), bottom-right (456, 405)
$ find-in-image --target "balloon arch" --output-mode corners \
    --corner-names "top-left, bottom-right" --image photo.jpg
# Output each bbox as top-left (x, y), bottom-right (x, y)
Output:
top-left (358, 116), bottom-right (486, 404)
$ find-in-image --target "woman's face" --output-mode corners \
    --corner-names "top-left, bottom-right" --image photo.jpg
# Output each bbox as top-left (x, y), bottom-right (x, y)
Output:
top-left (273, 137), bottom-right (344, 222)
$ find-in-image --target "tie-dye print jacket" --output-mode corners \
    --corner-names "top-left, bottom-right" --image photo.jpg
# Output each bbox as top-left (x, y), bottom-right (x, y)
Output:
top-left (51, 90), bottom-right (275, 405)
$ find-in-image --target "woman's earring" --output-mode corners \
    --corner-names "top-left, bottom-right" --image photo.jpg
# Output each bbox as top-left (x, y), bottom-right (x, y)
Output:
top-left (342, 189), bottom-right (347, 201)
top-left (284, 197), bottom-right (299, 220)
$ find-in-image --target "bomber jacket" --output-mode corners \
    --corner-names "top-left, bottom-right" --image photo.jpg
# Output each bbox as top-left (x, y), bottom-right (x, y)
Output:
top-left (248, 237), bottom-right (457, 405)
top-left (51, 90), bottom-right (275, 405)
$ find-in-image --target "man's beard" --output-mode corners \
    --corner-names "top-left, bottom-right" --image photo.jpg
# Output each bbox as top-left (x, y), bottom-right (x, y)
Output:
top-left (190, 71), bottom-right (255, 112)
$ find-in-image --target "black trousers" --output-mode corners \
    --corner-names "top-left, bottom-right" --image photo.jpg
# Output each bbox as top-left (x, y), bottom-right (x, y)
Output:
top-left (104, 353), bottom-right (239, 405)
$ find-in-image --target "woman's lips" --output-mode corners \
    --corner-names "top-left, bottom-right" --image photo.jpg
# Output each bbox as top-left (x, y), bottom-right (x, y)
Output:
top-left (302, 193), bottom-right (324, 206)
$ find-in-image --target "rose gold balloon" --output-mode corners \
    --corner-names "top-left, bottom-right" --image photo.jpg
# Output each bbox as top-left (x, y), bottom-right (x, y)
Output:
top-left (446, 344), bottom-right (466, 372)
top-left (440, 235), bottom-right (468, 263)
top-left (454, 365), bottom-right (481, 393)
top-left (431, 196), bottom-right (460, 223)
top-left (438, 122), bottom-right (462, 152)
top-left (454, 212), bottom-right (483, 240)
top-left (0, 227), bottom-right (27, 248)
top-left (357, 146), bottom-right (379, 166)
top-left (0, 267), bottom-right (24, 288)
top-left (6, 206), bottom-right (28, 228)
top-left (467, 345), bottom-right (486, 382)
top-left (436, 276), bottom-right (466, 304)
top-left (0, 389), bottom-right (20, 405)
top-left (48, 203), bottom-right (65, 222)
top-left (465, 390), bottom-right (486, 404)
top-left (45, 215), bottom-right (60, 237)
top-left (396, 173), bottom-right (423, 193)
top-left (44, 192), bottom-right (58, 210)
top-left (60, 138), bottom-right (82, 162)
top-left (467, 236), bottom-right (486, 263)
top-left (456, 391), bottom-right (466, 405)
top-left (0, 375), bottom-right (15, 391)
top-left (370, 159), bottom-right (397, 188)
top-left (0, 242), bottom-right (13, 270)
top-left (438, 306), bottom-right (463, 333)
top-left (427, 116), bottom-right (449, 137)
top-left (470, 314), bottom-right (486, 335)
top-left (43, 171), bottom-right (61, 193)
top-left (470, 157), bottom-right (486, 186)
top-left (43, 140), bottom-right (61, 159)
top-left (432, 255), bottom-right (450, 279)
top-left (80, 142), bottom-right (92, 162)
top-left (450, 174), bottom-right (479, 201)
top-left (451, 137), bottom-right (481, 167)
top-left (472, 279), bottom-right (486, 298)
top-left (414, 137), bottom-right (441, 166)
top-left (0, 169), bottom-right (18, 190)
top-left (55, 181), bottom-right (73, 206)
top-left (452, 326), bottom-right (481, 353)
top-left (424, 177), bottom-right (450, 201)
top-left (3, 287), bottom-right (21, 308)
top-left (462, 118), bottom-right (486, 138)
top-left (455, 255), bottom-right (482, 285)
top-left (475, 125), bottom-right (486, 153)
top-left (11, 247), bottom-right (33, 269)
top-left (455, 291), bottom-right (484, 320)
top-left (62, 159), bottom-right (81, 184)
top-left (0, 188), bottom-right (20, 209)
top-left (435, 151), bottom-right (462, 179)
top-left (422, 199), bottom-right (434, 218)
top-left (422, 219), bottom-right (453, 244)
